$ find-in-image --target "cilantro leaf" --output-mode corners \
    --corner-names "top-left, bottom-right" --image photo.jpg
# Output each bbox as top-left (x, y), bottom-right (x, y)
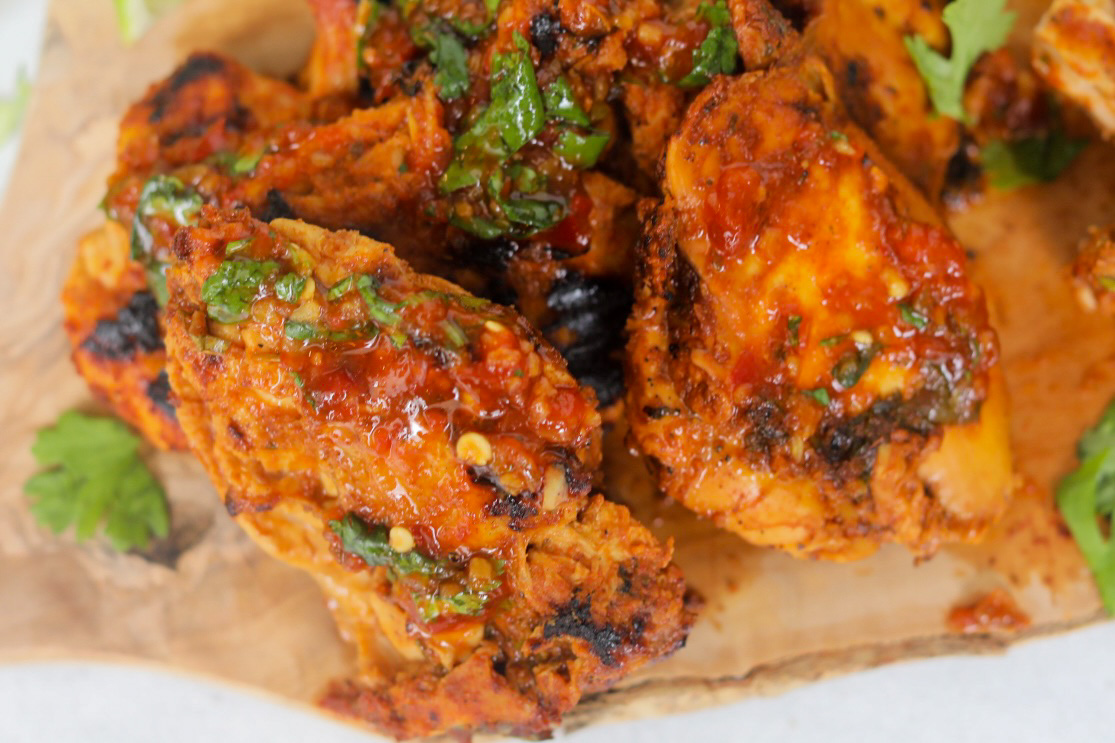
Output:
top-left (554, 129), bottom-right (610, 168)
top-left (899, 303), bottom-right (929, 329)
top-left (200, 258), bottom-right (281, 324)
top-left (1057, 399), bottom-right (1115, 613)
top-left (904, 0), bottom-right (1015, 122)
top-left (430, 31), bottom-right (470, 101)
top-left (273, 273), bottom-right (307, 303)
top-left (981, 131), bottom-right (1087, 190)
top-left (25, 411), bottom-right (169, 551)
top-left (832, 346), bottom-right (876, 390)
top-left (677, 1), bottom-right (739, 89)
top-left (805, 388), bottom-right (831, 407)
top-left (0, 67), bottom-right (31, 146)
top-left (130, 174), bottom-right (202, 290)
top-left (489, 32), bottom-right (545, 152)
top-left (329, 513), bottom-right (446, 577)
top-left (543, 77), bottom-right (591, 127)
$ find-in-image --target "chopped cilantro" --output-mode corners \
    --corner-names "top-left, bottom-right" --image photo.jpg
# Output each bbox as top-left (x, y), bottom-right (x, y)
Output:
top-left (787, 315), bottom-right (802, 347)
top-left (543, 77), bottom-right (591, 127)
top-left (273, 273), bottom-right (307, 303)
top-left (230, 150), bottom-right (263, 176)
top-left (899, 303), bottom-right (929, 330)
top-left (450, 214), bottom-right (506, 239)
top-left (289, 370), bottom-right (317, 410)
top-left (1056, 399), bottom-right (1115, 613)
top-left (430, 31), bottom-right (470, 101)
top-left (981, 131), bottom-right (1087, 191)
top-left (330, 513), bottom-right (446, 577)
top-left (820, 334), bottom-right (845, 347)
top-left (200, 259), bottom-right (281, 324)
top-left (443, 318), bottom-right (469, 348)
top-left (441, 160), bottom-right (482, 192)
top-left (832, 346), bottom-right (876, 390)
top-left (677, 1), bottom-right (739, 88)
top-left (416, 588), bottom-right (491, 621)
top-left (327, 276), bottom-right (355, 301)
top-left (554, 129), bottom-right (610, 168)
top-left (355, 275), bottom-right (402, 326)
top-left (904, 0), bottom-right (1015, 123)
top-left (225, 238), bottom-right (252, 254)
top-left (25, 411), bottom-right (169, 551)
top-left (284, 321), bottom-right (321, 341)
top-left (805, 388), bottom-right (831, 407)
top-left (130, 175), bottom-right (202, 264)
top-left (490, 32), bottom-right (545, 151)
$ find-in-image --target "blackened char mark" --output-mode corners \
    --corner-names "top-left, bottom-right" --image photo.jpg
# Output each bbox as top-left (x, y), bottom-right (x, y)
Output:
top-left (258, 189), bottom-right (296, 222)
top-left (543, 597), bottom-right (645, 666)
top-left (811, 396), bottom-right (934, 484)
top-left (544, 272), bottom-right (632, 407)
top-left (448, 238), bottom-right (520, 307)
top-left (530, 12), bottom-right (562, 59)
top-left (81, 291), bottom-right (162, 360)
top-left (146, 370), bottom-right (177, 418)
top-left (149, 53), bottom-right (228, 123)
top-left (743, 399), bottom-right (788, 458)
top-left (473, 466), bottom-right (540, 530)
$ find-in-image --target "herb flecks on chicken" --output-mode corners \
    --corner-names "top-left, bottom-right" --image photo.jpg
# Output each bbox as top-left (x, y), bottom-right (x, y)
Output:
top-left (163, 210), bottom-right (693, 739)
top-left (626, 54), bottom-right (1013, 560)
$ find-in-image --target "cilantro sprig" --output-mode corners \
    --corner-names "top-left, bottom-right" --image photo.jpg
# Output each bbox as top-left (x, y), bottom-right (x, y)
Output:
top-left (904, 0), bottom-right (1015, 123)
top-left (25, 411), bottom-right (169, 552)
top-left (1057, 399), bottom-right (1115, 613)
top-left (677, 1), bottom-right (739, 89)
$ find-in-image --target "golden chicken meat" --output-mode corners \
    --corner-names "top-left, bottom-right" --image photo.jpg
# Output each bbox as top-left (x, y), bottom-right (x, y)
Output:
top-left (1034, 0), bottom-right (1115, 139)
top-left (163, 209), bottom-right (693, 739)
top-left (626, 50), bottom-right (1013, 560)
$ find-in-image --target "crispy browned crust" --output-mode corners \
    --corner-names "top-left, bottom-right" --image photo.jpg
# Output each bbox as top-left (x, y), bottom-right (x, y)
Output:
top-left (803, 0), bottom-right (959, 199)
top-left (626, 58), bottom-right (1012, 560)
top-left (61, 221), bottom-right (186, 449)
top-left (164, 210), bottom-right (693, 739)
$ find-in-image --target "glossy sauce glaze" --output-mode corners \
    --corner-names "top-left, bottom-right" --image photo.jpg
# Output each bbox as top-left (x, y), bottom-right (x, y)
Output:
top-left (627, 57), bottom-right (1012, 559)
top-left (163, 209), bottom-right (693, 739)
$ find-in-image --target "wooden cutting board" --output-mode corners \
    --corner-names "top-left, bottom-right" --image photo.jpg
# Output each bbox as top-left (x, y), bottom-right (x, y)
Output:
top-left (0, 0), bottom-right (1108, 736)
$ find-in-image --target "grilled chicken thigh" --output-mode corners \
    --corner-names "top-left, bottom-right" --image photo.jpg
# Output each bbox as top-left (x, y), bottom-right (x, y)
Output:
top-left (163, 210), bottom-right (693, 738)
top-left (626, 54), bottom-right (1012, 560)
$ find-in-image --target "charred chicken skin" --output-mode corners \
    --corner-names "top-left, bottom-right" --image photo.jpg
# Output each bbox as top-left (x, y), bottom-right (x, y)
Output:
top-left (627, 54), bottom-right (1013, 560)
top-left (163, 210), bottom-right (693, 739)
top-left (69, 0), bottom-right (700, 432)
top-left (63, 51), bottom-right (450, 447)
